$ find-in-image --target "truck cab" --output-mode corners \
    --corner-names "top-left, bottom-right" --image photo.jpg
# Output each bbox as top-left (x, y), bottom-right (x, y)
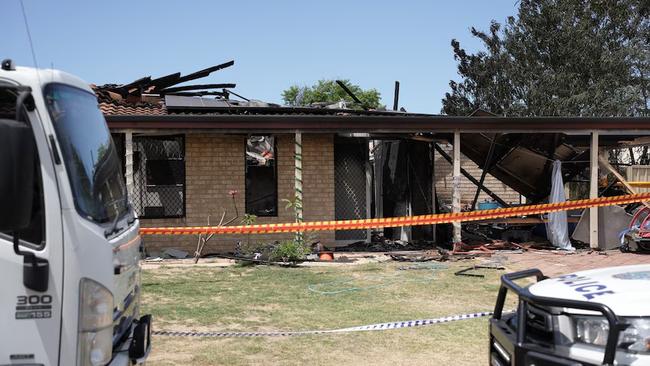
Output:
top-left (490, 265), bottom-right (650, 365)
top-left (0, 60), bottom-right (150, 366)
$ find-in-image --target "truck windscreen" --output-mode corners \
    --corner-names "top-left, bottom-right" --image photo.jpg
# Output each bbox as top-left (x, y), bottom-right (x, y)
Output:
top-left (44, 83), bottom-right (128, 224)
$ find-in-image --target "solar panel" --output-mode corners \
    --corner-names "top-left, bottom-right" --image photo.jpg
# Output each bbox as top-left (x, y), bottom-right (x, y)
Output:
top-left (164, 95), bottom-right (231, 109)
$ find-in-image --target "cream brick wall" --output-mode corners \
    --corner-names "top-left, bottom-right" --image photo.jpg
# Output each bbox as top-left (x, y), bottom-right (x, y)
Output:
top-left (139, 133), bottom-right (335, 254)
top-left (434, 144), bottom-right (521, 208)
top-left (136, 136), bottom-right (519, 254)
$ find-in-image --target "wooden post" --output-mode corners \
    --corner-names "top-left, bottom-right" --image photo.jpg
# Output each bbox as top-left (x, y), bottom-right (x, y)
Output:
top-left (124, 130), bottom-right (134, 201)
top-left (365, 150), bottom-right (372, 242)
top-left (294, 132), bottom-right (304, 243)
top-left (431, 146), bottom-right (437, 243)
top-left (589, 131), bottom-right (599, 249)
top-left (452, 131), bottom-right (462, 243)
top-left (393, 81), bottom-right (400, 111)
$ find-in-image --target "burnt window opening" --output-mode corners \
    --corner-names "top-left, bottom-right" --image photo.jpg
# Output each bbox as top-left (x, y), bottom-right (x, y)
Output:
top-left (132, 135), bottom-right (185, 218)
top-left (245, 135), bottom-right (277, 217)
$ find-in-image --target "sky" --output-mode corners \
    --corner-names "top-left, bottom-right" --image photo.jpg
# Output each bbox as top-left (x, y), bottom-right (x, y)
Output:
top-left (2, 0), bottom-right (519, 114)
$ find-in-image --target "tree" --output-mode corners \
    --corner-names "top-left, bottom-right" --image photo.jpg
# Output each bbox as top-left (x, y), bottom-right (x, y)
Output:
top-left (442, 0), bottom-right (649, 117)
top-left (282, 79), bottom-right (382, 109)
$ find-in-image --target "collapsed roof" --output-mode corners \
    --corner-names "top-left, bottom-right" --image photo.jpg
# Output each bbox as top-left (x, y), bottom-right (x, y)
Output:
top-left (94, 60), bottom-right (422, 118)
top-left (460, 133), bottom-right (588, 202)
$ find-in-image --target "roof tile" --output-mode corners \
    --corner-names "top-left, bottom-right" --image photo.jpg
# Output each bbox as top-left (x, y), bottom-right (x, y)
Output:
top-left (99, 102), bottom-right (167, 116)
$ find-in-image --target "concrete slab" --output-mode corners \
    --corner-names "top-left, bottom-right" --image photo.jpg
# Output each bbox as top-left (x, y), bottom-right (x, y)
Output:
top-left (504, 249), bottom-right (649, 277)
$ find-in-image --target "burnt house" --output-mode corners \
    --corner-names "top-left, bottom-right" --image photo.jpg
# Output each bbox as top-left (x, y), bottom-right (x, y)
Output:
top-left (97, 62), bottom-right (650, 253)
top-left (98, 76), bottom-right (456, 253)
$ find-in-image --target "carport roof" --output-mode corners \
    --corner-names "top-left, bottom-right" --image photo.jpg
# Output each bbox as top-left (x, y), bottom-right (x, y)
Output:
top-left (95, 83), bottom-right (650, 134)
top-left (105, 113), bottom-right (650, 134)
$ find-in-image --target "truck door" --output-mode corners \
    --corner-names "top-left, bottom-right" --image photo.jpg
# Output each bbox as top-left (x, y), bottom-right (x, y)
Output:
top-left (0, 94), bottom-right (64, 365)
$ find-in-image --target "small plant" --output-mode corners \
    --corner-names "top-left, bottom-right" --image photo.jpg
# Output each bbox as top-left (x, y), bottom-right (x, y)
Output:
top-left (240, 214), bottom-right (257, 250)
top-left (282, 197), bottom-right (303, 216)
top-left (282, 197), bottom-right (306, 245)
top-left (241, 213), bottom-right (257, 226)
top-left (270, 240), bottom-right (309, 262)
top-left (193, 189), bottom-right (240, 263)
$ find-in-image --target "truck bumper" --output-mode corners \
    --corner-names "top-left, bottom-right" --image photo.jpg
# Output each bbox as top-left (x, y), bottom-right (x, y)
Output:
top-left (109, 314), bottom-right (152, 365)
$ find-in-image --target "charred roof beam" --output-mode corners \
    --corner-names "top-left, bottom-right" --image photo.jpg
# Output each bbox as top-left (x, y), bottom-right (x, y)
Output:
top-left (146, 72), bottom-right (181, 92)
top-left (152, 60), bottom-right (235, 92)
top-left (113, 76), bottom-right (152, 98)
top-left (335, 80), bottom-right (368, 111)
top-left (434, 143), bottom-right (510, 207)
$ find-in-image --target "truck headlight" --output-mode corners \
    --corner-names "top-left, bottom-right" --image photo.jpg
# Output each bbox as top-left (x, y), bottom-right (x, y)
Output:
top-left (77, 278), bottom-right (114, 366)
top-left (574, 316), bottom-right (650, 353)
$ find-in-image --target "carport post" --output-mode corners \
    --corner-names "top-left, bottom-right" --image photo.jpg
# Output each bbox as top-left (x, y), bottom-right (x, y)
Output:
top-left (125, 130), bottom-right (134, 200)
top-left (589, 131), bottom-right (599, 249)
top-left (294, 131), bottom-right (304, 243)
top-left (452, 131), bottom-right (462, 243)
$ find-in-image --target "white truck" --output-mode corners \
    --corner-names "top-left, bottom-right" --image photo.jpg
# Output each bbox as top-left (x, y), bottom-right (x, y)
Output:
top-left (490, 264), bottom-right (650, 365)
top-left (0, 59), bottom-right (151, 366)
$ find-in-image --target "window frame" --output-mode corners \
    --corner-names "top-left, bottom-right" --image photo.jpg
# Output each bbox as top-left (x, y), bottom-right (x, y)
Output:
top-left (244, 135), bottom-right (278, 217)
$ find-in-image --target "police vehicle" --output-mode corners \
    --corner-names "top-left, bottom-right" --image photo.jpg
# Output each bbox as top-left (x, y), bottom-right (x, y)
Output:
top-left (490, 264), bottom-right (650, 365)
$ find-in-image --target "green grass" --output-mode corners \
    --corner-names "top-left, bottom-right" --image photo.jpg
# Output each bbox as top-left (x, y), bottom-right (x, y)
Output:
top-left (142, 261), bottom-right (511, 365)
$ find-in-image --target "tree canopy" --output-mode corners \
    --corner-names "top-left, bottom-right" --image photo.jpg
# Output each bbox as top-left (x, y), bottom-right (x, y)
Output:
top-left (442, 0), bottom-right (649, 117)
top-left (282, 79), bottom-right (382, 109)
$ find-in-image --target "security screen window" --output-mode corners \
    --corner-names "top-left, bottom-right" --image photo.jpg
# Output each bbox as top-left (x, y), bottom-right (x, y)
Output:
top-left (245, 136), bottom-right (278, 216)
top-left (132, 135), bottom-right (185, 218)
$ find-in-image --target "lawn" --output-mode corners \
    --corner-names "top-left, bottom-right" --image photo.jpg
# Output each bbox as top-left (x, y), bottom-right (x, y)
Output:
top-left (141, 260), bottom-right (512, 365)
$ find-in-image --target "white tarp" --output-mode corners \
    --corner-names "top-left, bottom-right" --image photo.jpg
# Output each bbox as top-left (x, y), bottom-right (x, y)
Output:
top-left (546, 160), bottom-right (574, 250)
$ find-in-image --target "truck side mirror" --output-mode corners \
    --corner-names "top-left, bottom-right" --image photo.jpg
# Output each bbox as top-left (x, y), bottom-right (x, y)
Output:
top-left (0, 116), bottom-right (49, 292)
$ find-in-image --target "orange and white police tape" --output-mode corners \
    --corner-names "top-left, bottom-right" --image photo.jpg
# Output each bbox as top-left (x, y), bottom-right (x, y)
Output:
top-left (139, 193), bottom-right (650, 236)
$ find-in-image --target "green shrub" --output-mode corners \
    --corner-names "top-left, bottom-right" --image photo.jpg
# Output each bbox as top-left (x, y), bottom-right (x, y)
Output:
top-left (270, 240), bottom-right (309, 262)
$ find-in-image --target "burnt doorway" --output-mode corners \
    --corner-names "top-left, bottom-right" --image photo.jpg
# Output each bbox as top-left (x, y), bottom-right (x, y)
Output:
top-left (334, 136), bottom-right (370, 242)
top-left (374, 140), bottom-right (434, 242)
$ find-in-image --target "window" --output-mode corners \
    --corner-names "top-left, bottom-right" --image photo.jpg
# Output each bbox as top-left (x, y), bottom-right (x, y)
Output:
top-left (132, 135), bottom-right (185, 218)
top-left (45, 84), bottom-right (128, 224)
top-left (245, 136), bottom-right (277, 216)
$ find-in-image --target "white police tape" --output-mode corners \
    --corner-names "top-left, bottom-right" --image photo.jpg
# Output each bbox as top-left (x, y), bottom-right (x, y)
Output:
top-left (153, 311), bottom-right (494, 338)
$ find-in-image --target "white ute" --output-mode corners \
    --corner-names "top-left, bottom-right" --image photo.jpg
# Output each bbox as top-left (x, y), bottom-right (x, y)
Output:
top-left (490, 264), bottom-right (650, 365)
top-left (0, 59), bottom-right (151, 366)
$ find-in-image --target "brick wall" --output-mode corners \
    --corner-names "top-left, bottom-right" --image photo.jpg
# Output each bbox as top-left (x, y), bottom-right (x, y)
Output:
top-left (434, 143), bottom-right (521, 208)
top-left (139, 133), bottom-right (335, 254)
top-left (136, 135), bottom-right (519, 254)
